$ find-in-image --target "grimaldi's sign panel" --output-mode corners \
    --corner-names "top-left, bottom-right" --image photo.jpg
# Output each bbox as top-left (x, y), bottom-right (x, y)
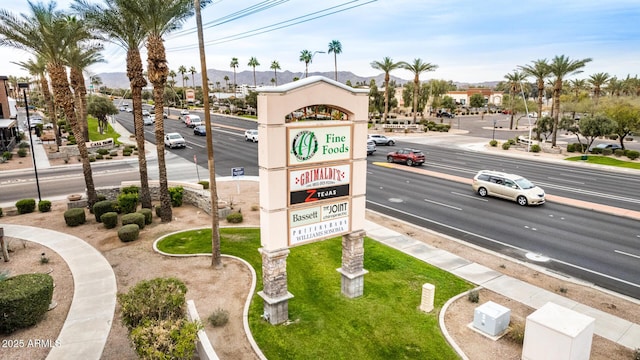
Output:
top-left (289, 164), bottom-right (351, 205)
top-left (289, 200), bottom-right (350, 245)
top-left (288, 125), bottom-right (351, 165)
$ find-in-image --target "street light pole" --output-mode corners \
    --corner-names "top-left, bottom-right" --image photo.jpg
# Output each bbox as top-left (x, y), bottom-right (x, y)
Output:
top-left (310, 51), bottom-right (325, 76)
top-left (518, 80), bottom-right (532, 152)
top-left (18, 82), bottom-right (42, 202)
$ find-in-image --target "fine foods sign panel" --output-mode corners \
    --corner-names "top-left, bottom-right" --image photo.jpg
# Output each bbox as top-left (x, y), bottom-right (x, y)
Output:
top-left (288, 125), bottom-right (351, 166)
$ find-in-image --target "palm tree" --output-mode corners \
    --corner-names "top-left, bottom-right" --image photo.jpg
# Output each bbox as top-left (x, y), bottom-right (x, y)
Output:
top-left (178, 65), bottom-right (187, 106)
top-left (587, 72), bottom-right (610, 107)
top-left (503, 71), bottom-right (528, 129)
top-left (0, 2), bottom-right (100, 207)
top-left (247, 56), bottom-right (260, 87)
top-left (547, 55), bottom-right (592, 146)
top-left (399, 58), bottom-right (438, 123)
top-left (230, 57), bottom-right (239, 93)
top-left (270, 60), bottom-right (280, 86)
top-left (121, 0), bottom-right (199, 222)
top-left (328, 40), bottom-right (342, 81)
top-left (223, 75), bottom-right (229, 91)
top-left (73, 0), bottom-right (154, 210)
top-left (606, 76), bottom-right (622, 97)
top-left (13, 55), bottom-right (60, 147)
top-left (519, 59), bottom-right (550, 121)
top-left (370, 57), bottom-right (403, 124)
top-left (189, 65), bottom-right (196, 89)
top-left (299, 49), bottom-right (312, 78)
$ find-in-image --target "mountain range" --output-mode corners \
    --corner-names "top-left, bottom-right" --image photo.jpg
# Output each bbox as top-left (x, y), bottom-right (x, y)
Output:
top-left (95, 69), bottom-right (499, 90)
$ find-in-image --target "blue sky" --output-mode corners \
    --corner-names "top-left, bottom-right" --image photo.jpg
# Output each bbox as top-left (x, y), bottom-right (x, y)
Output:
top-left (3, 0), bottom-right (640, 84)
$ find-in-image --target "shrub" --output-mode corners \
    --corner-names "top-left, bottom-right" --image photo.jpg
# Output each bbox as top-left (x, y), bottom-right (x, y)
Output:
top-left (97, 194), bottom-right (107, 202)
top-left (15, 199), bottom-right (36, 214)
top-left (96, 148), bottom-right (109, 155)
top-left (121, 185), bottom-right (140, 195)
top-left (117, 277), bottom-right (188, 330)
top-left (608, 134), bottom-right (618, 140)
top-left (530, 144), bottom-right (541, 153)
top-left (17, 148), bottom-right (27, 157)
top-left (101, 212), bottom-right (119, 229)
top-left (591, 147), bottom-right (603, 154)
top-left (67, 135), bottom-right (76, 145)
top-left (18, 142), bottom-right (29, 149)
top-left (129, 319), bottom-right (201, 359)
top-left (614, 149), bottom-right (624, 157)
top-left (123, 151), bottom-right (132, 156)
top-left (226, 211), bottom-right (243, 223)
top-left (122, 212), bottom-right (146, 230)
top-left (110, 151), bottom-right (118, 157)
top-left (95, 154), bottom-right (104, 160)
top-left (138, 208), bottom-right (153, 225)
top-left (64, 208), bottom-right (86, 226)
top-left (169, 186), bottom-right (184, 207)
top-left (501, 142), bottom-right (510, 150)
top-left (118, 224), bottom-right (140, 242)
top-left (507, 138), bottom-right (516, 145)
top-left (467, 289), bottom-right (480, 303)
top-left (198, 181), bottom-right (209, 189)
top-left (489, 139), bottom-right (498, 147)
top-left (627, 150), bottom-right (639, 160)
top-left (93, 200), bottom-right (117, 222)
top-left (2, 151), bottom-right (12, 160)
top-left (208, 308), bottom-right (229, 327)
top-left (155, 205), bottom-right (162, 218)
top-left (118, 192), bottom-right (139, 214)
top-left (38, 200), bottom-right (52, 213)
top-left (0, 273), bottom-right (54, 334)
top-left (504, 319), bottom-right (526, 345)
top-left (602, 148), bottom-right (613, 156)
top-left (89, 156), bottom-right (96, 162)
top-left (566, 143), bottom-right (576, 152)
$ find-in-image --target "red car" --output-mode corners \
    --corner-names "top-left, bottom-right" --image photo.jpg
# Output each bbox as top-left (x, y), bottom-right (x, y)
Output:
top-left (386, 148), bottom-right (425, 166)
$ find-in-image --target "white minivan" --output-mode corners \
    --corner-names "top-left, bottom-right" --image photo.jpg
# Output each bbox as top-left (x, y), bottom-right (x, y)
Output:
top-left (184, 115), bottom-right (202, 128)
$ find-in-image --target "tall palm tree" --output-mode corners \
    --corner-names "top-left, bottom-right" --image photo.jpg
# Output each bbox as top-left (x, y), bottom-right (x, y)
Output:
top-left (270, 60), bottom-right (280, 86)
top-left (399, 58), bottom-right (438, 123)
top-left (519, 59), bottom-right (550, 120)
top-left (0, 2), bottom-right (99, 207)
top-left (247, 56), bottom-right (260, 87)
top-left (588, 72), bottom-right (610, 107)
top-left (606, 76), bottom-right (622, 97)
top-left (121, 0), bottom-right (199, 222)
top-left (328, 40), bottom-right (342, 81)
top-left (223, 75), bottom-right (229, 91)
top-left (189, 65), bottom-right (196, 89)
top-left (13, 55), bottom-right (60, 147)
top-left (299, 49), bottom-right (312, 78)
top-left (370, 57), bottom-right (403, 124)
top-left (503, 71), bottom-right (528, 129)
top-left (178, 65), bottom-right (187, 106)
top-left (547, 55), bottom-right (592, 146)
top-left (73, 0), bottom-right (154, 209)
top-left (230, 57), bottom-right (239, 93)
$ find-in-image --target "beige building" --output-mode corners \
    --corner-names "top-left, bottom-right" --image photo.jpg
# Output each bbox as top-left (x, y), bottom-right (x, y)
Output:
top-left (446, 88), bottom-right (503, 107)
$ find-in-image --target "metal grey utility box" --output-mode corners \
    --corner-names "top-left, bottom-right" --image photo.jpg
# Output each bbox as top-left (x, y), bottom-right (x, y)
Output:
top-left (473, 301), bottom-right (511, 336)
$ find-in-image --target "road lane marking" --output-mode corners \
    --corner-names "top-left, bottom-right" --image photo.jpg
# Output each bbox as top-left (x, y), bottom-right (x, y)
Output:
top-left (546, 177), bottom-right (585, 184)
top-left (615, 250), bottom-right (640, 260)
top-left (451, 192), bottom-right (487, 201)
top-left (424, 198), bottom-right (462, 210)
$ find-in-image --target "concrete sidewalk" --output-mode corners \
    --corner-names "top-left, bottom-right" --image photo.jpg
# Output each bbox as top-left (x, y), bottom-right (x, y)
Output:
top-left (363, 219), bottom-right (640, 351)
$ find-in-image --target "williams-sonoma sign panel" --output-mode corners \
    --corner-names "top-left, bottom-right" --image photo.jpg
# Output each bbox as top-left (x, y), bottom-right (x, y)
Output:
top-left (289, 200), bottom-right (350, 245)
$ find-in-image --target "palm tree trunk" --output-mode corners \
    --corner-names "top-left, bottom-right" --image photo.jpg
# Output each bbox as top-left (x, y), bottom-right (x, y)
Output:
top-left (412, 78), bottom-right (419, 123)
top-left (383, 73), bottom-right (390, 124)
top-left (551, 81), bottom-right (562, 147)
top-left (147, 35), bottom-right (172, 222)
top-left (48, 62), bottom-right (97, 207)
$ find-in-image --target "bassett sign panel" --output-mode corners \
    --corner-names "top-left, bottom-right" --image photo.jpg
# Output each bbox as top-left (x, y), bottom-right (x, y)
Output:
top-left (288, 125), bottom-right (351, 165)
top-left (289, 200), bottom-right (350, 245)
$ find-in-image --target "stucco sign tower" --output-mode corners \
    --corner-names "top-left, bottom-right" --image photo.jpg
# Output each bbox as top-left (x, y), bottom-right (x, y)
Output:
top-left (257, 76), bottom-right (369, 324)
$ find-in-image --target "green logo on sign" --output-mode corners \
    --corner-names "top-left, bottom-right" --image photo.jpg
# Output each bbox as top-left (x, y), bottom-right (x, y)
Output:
top-left (291, 130), bottom-right (319, 161)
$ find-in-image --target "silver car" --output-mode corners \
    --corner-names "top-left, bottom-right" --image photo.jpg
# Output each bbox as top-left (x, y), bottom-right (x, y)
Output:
top-left (367, 139), bottom-right (376, 155)
top-left (472, 170), bottom-right (545, 206)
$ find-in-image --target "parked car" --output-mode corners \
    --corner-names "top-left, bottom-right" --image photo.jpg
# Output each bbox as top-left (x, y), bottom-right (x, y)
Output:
top-left (184, 115), bottom-right (202, 128)
top-left (193, 125), bottom-right (206, 136)
top-left (437, 111), bottom-right (454, 118)
top-left (126, 107), bottom-right (133, 113)
top-left (142, 109), bottom-right (150, 116)
top-left (588, 143), bottom-right (622, 153)
top-left (472, 170), bottom-right (545, 206)
top-left (180, 109), bottom-right (189, 116)
top-left (119, 106), bottom-right (127, 111)
top-left (244, 129), bottom-right (258, 142)
top-left (367, 139), bottom-right (376, 155)
top-left (386, 148), bottom-right (425, 166)
top-left (164, 132), bottom-right (186, 149)
top-left (163, 111), bottom-right (168, 119)
top-left (368, 134), bottom-right (395, 146)
top-left (143, 115), bottom-right (154, 126)
top-left (25, 117), bottom-right (43, 129)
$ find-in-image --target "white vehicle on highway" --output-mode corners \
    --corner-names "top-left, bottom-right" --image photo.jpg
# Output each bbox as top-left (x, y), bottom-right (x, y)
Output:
top-left (244, 129), bottom-right (258, 142)
top-left (164, 132), bottom-right (186, 149)
top-left (472, 170), bottom-right (545, 206)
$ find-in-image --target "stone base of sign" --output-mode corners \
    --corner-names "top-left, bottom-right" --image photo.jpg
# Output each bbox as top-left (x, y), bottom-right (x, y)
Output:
top-left (337, 268), bottom-right (369, 298)
top-left (257, 291), bottom-right (295, 325)
top-left (259, 247), bottom-right (293, 325)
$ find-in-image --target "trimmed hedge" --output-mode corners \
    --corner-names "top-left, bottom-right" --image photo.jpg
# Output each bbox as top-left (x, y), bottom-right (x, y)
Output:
top-left (121, 185), bottom-right (140, 195)
top-left (93, 200), bottom-right (117, 222)
top-left (122, 212), bottom-right (145, 229)
top-left (117, 277), bottom-right (188, 330)
top-left (15, 199), bottom-right (36, 214)
top-left (138, 208), bottom-right (153, 225)
top-left (226, 211), bottom-right (243, 223)
top-left (198, 181), bottom-right (209, 189)
top-left (38, 200), bottom-right (52, 213)
top-left (627, 150), bottom-right (639, 160)
top-left (530, 144), bottom-right (541, 153)
top-left (0, 273), bottom-right (54, 334)
top-left (118, 224), bottom-right (140, 242)
top-left (64, 208), bottom-right (86, 227)
top-left (101, 212), bottom-right (119, 229)
top-left (169, 186), bottom-right (184, 207)
top-left (118, 192), bottom-right (139, 214)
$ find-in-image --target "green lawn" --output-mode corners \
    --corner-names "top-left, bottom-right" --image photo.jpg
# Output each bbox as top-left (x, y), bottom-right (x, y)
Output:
top-left (565, 155), bottom-right (640, 169)
top-left (88, 116), bottom-right (121, 144)
top-left (158, 228), bottom-right (472, 359)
